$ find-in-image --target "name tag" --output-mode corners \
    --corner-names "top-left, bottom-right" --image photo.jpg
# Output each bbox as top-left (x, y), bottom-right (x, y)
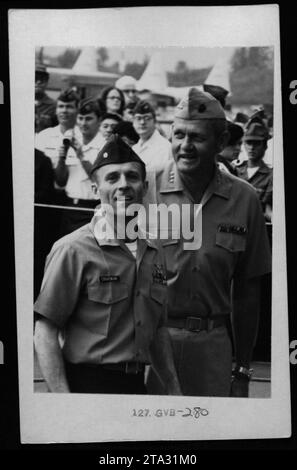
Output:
top-left (100, 275), bottom-right (120, 283)
top-left (218, 224), bottom-right (247, 235)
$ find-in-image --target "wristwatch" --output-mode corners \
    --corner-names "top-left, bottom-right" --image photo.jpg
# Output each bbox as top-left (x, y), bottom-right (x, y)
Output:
top-left (232, 366), bottom-right (253, 381)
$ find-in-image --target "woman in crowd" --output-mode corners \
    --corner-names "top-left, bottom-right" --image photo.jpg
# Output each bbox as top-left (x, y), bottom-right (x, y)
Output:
top-left (100, 86), bottom-right (125, 117)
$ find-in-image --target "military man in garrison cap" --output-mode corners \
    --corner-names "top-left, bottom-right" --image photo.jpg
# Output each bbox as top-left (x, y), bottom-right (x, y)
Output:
top-left (132, 100), bottom-right (172, 173)
top-left (116, 75), bottom-right (139, 108)
top-left (35, 88), bottom-right (81, 173)
top-left (53, 97), bottom-right (105, 235)
top-left (35, 62), bottom-right (58, 132)
top-left (235, 114), bottom-right (273, 221)
top-left (147, 87), bottom-right (271, 397)
top-left (34, 135), bottom-right (181, 395)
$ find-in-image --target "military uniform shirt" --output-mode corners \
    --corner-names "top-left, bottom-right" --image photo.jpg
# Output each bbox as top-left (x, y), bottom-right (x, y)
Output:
top-left (35, 94), bottom-right (57, 132)
top-left (65, 131), bottom-right (105, 200)
top-left (35, 125), bottom-right (82, 169)
top-left (235, 159), bottom-right (273, 209)
top-left (133, 129), bottom-right (173, 173)
top-left (152, 161), bottom-right (271, 318)
top-left (34, 214), bottom-right (167, 365)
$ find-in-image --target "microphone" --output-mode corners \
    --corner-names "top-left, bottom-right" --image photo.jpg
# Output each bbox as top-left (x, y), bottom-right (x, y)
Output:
top-left (63, 129), bottom-right (73, 149)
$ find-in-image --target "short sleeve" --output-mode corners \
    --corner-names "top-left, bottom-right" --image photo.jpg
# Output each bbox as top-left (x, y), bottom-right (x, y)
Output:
top-left (234, 190), bottom-right (272, 280)
top-left (262, 172), bottom-right (273, 207)
top-left (34, 242), bottom-right (84, 327)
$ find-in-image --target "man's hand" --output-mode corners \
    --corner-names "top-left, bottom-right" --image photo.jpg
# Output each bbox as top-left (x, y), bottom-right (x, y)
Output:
top-left (230, 377), bottom-right (249, 397)
top-left (164, 377), bottom-right (182, 396)
top-left (58, 145), bottom-right (68, 160)
top-left (150, 326), bottom-right (183, 396)
top-left (69, 136), bottom-right (83, 159)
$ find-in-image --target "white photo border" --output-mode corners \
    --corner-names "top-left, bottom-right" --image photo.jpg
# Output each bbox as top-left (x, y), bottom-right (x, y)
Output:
top-left (9, 5), bottom-right (290, 443)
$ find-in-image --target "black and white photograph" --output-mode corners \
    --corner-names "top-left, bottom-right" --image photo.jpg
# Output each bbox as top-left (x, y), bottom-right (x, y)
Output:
top-left (8, 5), bottom-right (290, 444)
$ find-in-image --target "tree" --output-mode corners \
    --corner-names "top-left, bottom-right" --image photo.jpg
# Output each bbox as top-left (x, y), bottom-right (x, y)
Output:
top-left (123, 59), bottom-right (149, 80)
top-left (230, 47), bottom-right (274, 105)
top-left (96, 47), bottom-right (109, 69)
top-left (56, 48), bottom-right (81, 68)
top-left (175, 60), bottom-right (189, 74)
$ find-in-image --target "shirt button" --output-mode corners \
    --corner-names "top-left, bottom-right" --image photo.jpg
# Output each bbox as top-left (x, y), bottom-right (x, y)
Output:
top-left (192, 266), bottom-right (199, 272)
top-left (136, 320), bottom-right (141, 326)
top-left (192, 293), bottom-right (199, 300)
top-left (136, 290), bottom-right (140, 296)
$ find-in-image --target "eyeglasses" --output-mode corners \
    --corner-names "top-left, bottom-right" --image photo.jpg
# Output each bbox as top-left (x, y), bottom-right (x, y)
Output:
top-left (107, 95), bottom-right (121, 101)
top-left (123, 89), bottom-right (137, 94)
top-left (134, 115), bottom-right (154, 123)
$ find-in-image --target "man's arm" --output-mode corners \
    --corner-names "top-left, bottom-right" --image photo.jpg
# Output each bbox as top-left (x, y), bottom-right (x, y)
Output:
top-left (149, 326), bottom-right (182, 395)
top-left (54, 146), bottom-right (69, 187)
top-left (34, 316), bottom-right (70, 393)
top-left (70, 138), bottom-right (93, 179)
top-left (231, 276), bottom-right (261, 397)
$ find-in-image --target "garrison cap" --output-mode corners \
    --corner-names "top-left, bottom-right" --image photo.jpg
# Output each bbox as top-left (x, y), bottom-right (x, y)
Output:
top-left (226, 120), bottom-right (244, 145)
top-left (90, 134), bottom-right (146, 177)
top-left (174, 87), bottom-right (226, 120)
top-left (35, 62), bottom-right (49, 78)
top-left (113, 121), bottom-right (139, 144)
top-left (78, 97), bottom-right (102, 116)
top-left (100, 112), bottom-right (122, 123)
top-left (115, 75), bottom-right (137, 90)
top-left (203, 84), bottom-right (229, 108)
top-left (244, 115), bottom-right (271, 141)
top-left (133, 100), bottom-right (156, 117)
top-left (57, 88), bottom-right (80, 104)
top-left (234, 112), bottom-right (249, 125)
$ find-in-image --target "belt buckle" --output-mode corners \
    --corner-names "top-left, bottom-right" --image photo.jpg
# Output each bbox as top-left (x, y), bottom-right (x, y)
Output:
top-left (125, 362), bottom-right (140, 374)
top-left (73, 198), bottom-right (79, 205)
top-left (186, 316), bottom-right (202, 332)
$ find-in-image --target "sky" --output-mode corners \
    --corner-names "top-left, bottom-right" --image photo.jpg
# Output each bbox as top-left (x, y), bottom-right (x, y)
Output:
top-left (42, 46), bottom-right (231, 72)
top-left (107, 46), bottom-right (227, 71)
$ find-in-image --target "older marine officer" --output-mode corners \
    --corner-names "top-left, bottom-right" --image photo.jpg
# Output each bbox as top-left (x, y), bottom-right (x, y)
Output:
top-left (147, 88), bottom-right (271, 397)
top-left (34, 135), bottom-right (181, 395)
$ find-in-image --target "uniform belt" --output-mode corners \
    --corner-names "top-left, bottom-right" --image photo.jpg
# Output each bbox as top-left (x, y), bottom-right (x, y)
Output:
top-left (167, 316), bottom-right (227, 332)
top-left (66, 197), bottom-right (99, 208)
top-left (100, 362), bottom-right (145, 375)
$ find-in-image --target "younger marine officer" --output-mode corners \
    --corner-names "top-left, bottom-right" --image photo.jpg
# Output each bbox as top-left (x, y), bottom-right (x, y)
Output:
top-left (34, 135), bottom-right (181, 395)
top-left (147, 88), bottom-right (271, 398)
top-left (235, 114), bottom-right (273, 221)
top-left (35, 63), bottom-right (57, 133)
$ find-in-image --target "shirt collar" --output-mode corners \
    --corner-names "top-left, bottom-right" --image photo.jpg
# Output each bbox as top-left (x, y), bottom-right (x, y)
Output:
top-left (82, 131), bottom-right (104, 152)
top-left (90, 208), bottom-right (158, 250)
top-left (137, 129), bottom-right (159, 149)
top-left (256, 160), bottom-right (271, 174)
top-left (159, 161), bottom-right (232, 200)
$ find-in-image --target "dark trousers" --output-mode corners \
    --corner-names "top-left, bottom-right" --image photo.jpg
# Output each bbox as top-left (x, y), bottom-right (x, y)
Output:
top-left (65, 361), bottom-right (147, 394)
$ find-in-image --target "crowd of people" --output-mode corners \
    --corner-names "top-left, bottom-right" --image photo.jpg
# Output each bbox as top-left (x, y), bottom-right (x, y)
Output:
top-left (34, 62), bottom-right (273, 397)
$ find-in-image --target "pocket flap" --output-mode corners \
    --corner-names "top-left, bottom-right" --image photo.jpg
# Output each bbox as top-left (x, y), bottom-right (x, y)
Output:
top-left (150, 284), bottom-right (166, 304)
top-left (87, 283), bottom-right (129, 304)
top-left (162, 239), bottom-right (179, 247)
top-left (216, 231), bottom-right (246, 253)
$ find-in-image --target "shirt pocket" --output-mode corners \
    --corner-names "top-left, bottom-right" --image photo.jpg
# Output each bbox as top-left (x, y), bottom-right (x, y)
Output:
top-left (150, 283), bottom-right (167, 305)
top-left (161, 239), bottom-right (179, 276)
top-left (83, 282), bottom-right (129, 336)
top-left (215, 231), bottom-right (246, 253)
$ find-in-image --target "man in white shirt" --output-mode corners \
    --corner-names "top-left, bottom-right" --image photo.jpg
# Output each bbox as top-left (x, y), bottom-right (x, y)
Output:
top-left (35, 89), bottom-right (81, 172)
top-left (55, 98), bottom-right (104, 235)
top-left (132, 101), bottom-right (172, 173)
